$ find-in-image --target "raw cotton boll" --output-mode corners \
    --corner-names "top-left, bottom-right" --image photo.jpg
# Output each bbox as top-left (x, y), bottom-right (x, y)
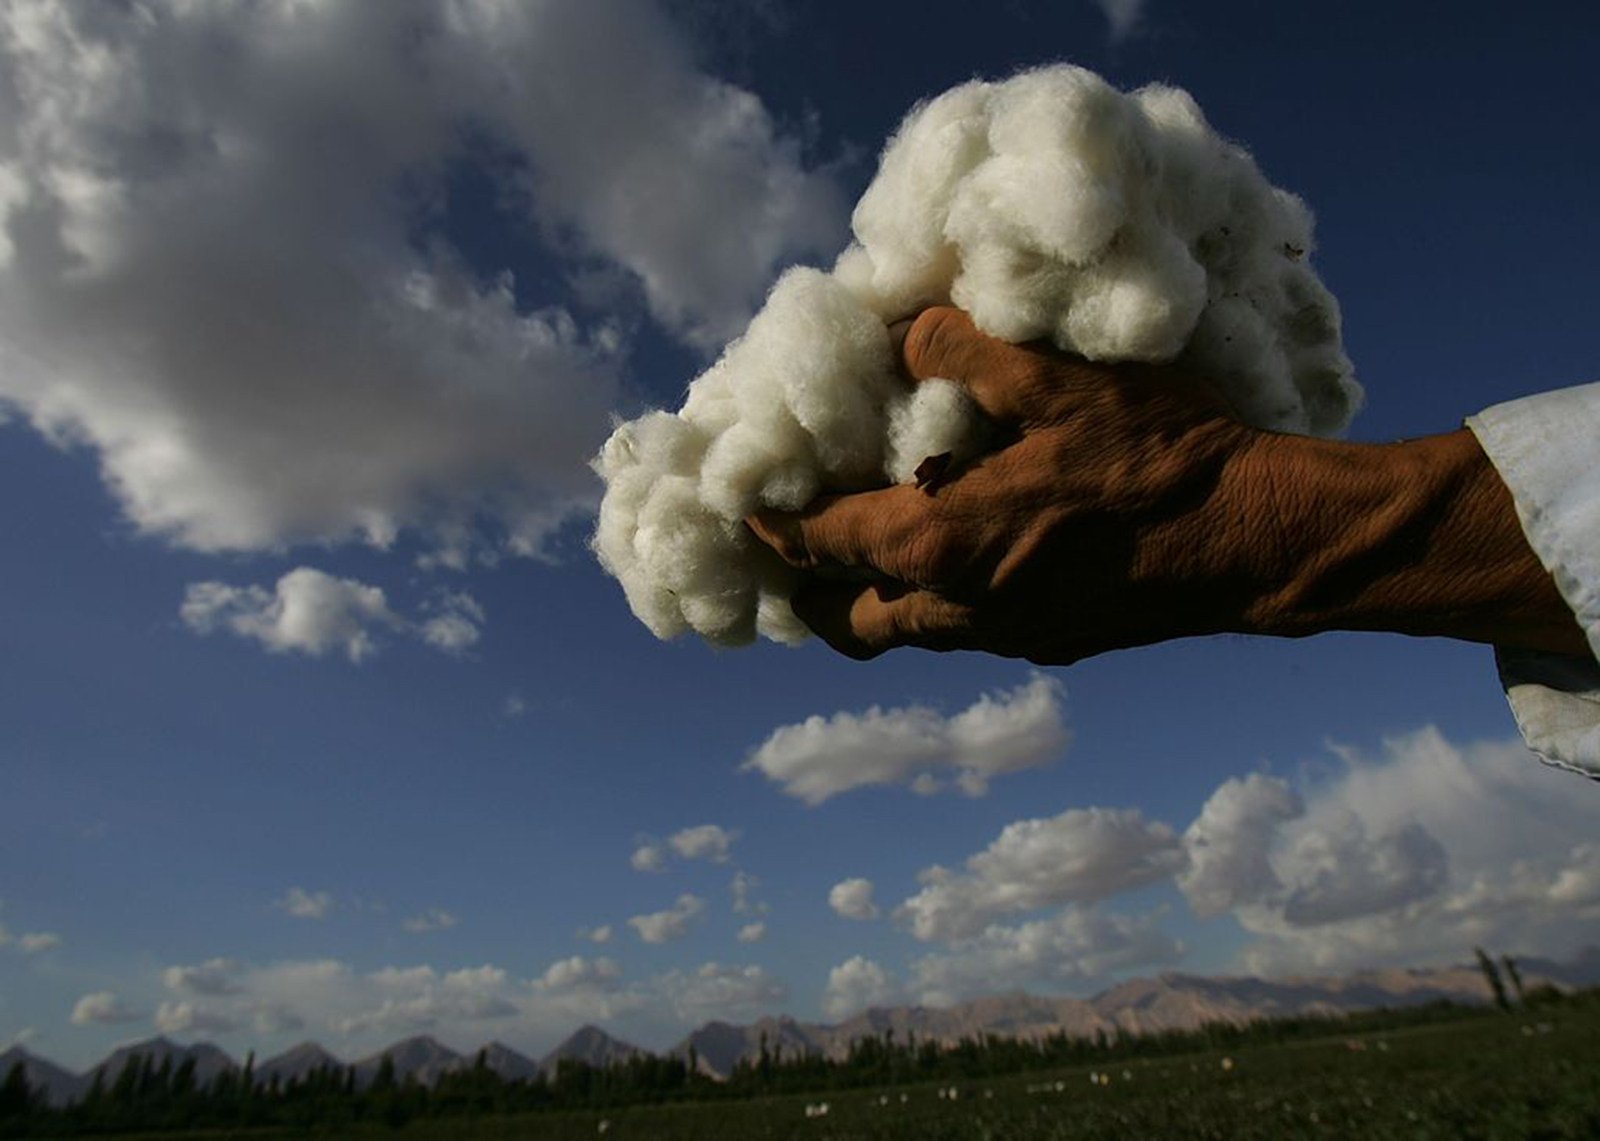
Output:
top-left (594, 64), bottom-right (1363, 647)
top-left (886, 380), bottom-right (991, 486)
top-left (843, 81), bottom-right (995, 320)
top-left (1059, 227), bottom-right (1208, 361)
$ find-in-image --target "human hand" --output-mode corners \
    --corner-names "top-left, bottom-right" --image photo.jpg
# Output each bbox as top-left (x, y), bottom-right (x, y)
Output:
top-left (745, 307), bottom-right (1279, 662)
top-left (746, 307), bottom-right (1589, 663)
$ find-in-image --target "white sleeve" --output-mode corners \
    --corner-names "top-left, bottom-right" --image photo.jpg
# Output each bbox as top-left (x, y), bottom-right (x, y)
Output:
top-left (1466, 382), bottom-right (1600, 779)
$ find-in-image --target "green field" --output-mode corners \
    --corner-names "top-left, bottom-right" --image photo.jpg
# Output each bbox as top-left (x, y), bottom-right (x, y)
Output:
top-left (96, 1001), bottom-right (1600, 1141)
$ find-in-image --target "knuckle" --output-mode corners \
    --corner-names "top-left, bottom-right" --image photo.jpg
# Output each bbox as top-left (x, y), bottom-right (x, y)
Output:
top-left (901, 306), bottom-right (971, 378)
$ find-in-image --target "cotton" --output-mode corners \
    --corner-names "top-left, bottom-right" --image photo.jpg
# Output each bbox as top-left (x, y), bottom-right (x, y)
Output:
top-left (594, 66), bottom-right (1363, 646)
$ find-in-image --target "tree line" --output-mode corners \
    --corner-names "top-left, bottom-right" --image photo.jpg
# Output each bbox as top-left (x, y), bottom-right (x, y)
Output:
top-left (1, 958), bottom-right (1583, 1137)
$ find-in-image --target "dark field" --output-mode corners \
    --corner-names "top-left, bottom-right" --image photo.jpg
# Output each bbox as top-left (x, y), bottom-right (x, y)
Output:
top-left (100, 1001), bottom-right (1600, 1140)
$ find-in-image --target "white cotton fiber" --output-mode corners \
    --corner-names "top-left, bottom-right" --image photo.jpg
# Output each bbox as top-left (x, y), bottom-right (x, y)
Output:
top-left (593, 65), bottom-right (1363, 646)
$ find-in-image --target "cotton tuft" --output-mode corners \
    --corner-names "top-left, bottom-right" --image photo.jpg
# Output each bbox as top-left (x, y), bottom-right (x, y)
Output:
top-left (594, 66), bottom-right (1362, 646)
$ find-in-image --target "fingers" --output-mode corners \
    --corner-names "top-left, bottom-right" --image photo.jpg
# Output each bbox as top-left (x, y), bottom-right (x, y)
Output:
top-left (791, 579), bottom-right (974, 659)
top-left (748, 483), bottom-right (948, 586)
top-left (892, 307), bottom-right (1059, 426)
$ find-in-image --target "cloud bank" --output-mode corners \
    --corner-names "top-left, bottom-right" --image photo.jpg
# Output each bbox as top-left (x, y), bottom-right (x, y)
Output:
top-left (0, 0), bottom-right (844, 562)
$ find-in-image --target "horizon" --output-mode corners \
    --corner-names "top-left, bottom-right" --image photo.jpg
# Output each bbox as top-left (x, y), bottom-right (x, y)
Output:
top-left (4, 0), bottom-right (1600, 1075)
top-left (11, 944), bottom-right (1595, 1077)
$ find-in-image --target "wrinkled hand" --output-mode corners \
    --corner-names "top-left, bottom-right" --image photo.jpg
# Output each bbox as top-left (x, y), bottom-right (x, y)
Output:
top-left (746, 307), bottom-right (1590, 664)
top-left (745, 307), bottom-right (1278, 663)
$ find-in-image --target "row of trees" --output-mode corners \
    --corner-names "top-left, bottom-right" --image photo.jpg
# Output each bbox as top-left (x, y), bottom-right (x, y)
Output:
top-left (3, 964), bottom-right (1584, 1137)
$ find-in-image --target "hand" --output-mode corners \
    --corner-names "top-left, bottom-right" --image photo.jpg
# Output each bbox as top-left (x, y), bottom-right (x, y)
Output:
top-left (746, 307), bottom-right (1589, 664)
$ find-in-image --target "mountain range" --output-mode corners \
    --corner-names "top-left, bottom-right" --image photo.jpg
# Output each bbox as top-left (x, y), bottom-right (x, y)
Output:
top-left (8, 949), bottom-right (1598, 1104)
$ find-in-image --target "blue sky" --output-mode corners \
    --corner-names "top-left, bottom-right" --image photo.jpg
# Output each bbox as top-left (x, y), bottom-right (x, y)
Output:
top-left (3, 0), bottom-right (1599, 1070)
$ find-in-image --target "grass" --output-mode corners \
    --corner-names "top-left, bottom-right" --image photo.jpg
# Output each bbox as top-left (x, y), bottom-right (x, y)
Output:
top-left (91, 1001), bottom-right (1600, 1140)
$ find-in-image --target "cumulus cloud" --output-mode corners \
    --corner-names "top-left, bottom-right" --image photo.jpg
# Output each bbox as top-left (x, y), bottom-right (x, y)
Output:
top-left (744, 675), bottom-right (1069, 804)
top-left (737, 922), bottom-right (767, 944)
top-left (1178, 729), bottom-right (1600, 975)
top-left (594, 64), bottom-right (1360, 646)
top-left (669, 824), bottom-right (738, 863)
top-left (417, 593), bottom-right (486, 655)
top-left (182, 569), bottom-right (484, 661)
top-left (628, 894), bottom-right (706, 944)
top-left (70, 992), bottom-right (140, 1026)
top-left (0, 0), bottom-right (842, 563)
top-left (630, 843), bottom-right (668, 874)
top-left (822, 956), bottom-right (903, 1020)
top-left (899, 808), bottom-right (1186, 941)
top-left (1177, 774), bottom-right (1303, 919)
top-left (829, 878), bottom-right (880, 921)
top-left (402, 909), bottom-right (460, 934)
top-left (659, 963), bottom-right (786, 1022)
top-left (332, 966), bottom-right (519, 1037)
top-left (909, 907), bottom-right (1183, 1007)
top-left (155, 1001), bottom-right (240, 1036)
top-left (163, 958), bottom-right (245, 996)
top-left (536, 956), bottom-right (623, 995)
top-left (275, 887), bottom-right (334, 920)
top-left (577, 925), bottom-right (614, 945)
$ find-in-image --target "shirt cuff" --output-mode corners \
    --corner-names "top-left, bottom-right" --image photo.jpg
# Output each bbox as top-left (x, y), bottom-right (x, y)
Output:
top-left (1468, 383), bottom-right (1600, 776)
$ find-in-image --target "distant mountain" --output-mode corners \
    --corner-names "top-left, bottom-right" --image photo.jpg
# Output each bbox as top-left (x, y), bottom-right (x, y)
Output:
top-left (257, 1041), bottom-right (347, 1086)
top-left (353, 1035), bottom-right (462, 1088)
top-left (0, 1045), bottom-right (85, 1107)
top-left (17, 947), bottom-right (1600, 1096)
top-left (90, 1036), bottom-right (238, 1089)
top-left (672, 1015), bottom-right (824, 1079)
top-left (475, 1041), bottom-right (541, 1082)
top-left (541, 1025), bottom-right (644, 1074)
top-left (669, 953), bottom-right (1600, 1077)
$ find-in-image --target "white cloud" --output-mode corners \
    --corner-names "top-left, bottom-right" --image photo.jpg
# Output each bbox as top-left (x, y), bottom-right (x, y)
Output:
top-left (275, 887), bottom-right (334, 920)
top-left (731, 871), bottom-right (767, 916)
top-left (329, 966), bottom-right (515, 1037)
top-left (1177, 774), bottom-right (1303, 919)
top-left (449, 3), bottom-right (848, 351)
top-left (669, 824), bottom-right (738, 863)
top-left (628, 894), bottom-right (706, 944)
top-left (822, 956), bottom-right (903, 1020)
top-left (0, 0), bottom-right (842, 560)
top-left (737, 922), bottom-right (767, 944)
top-left (743, 675), bottom-right (1070, 805)
top-left (577, 925), bottom-right (614, 945)
top-left (909, 907), bottom-right (1182, 1007)
top-left (182, 570), bottom-right (401, 662)
top-left (898, 808), bottom-right (1186, 941)
top-left (70, 991), bottom-right (140, 1026)
top-left (17, 932), bottom-right (60, 954)
top-left (182, 568), bottom-right (484, 661)
top-left (155, 1000), bottom-right (240, 1035)
top-left (402, 909), bottom-right (460, 934)
top-left (163, 958), bottom-right (244, 996)
top-left (536, 956), bottom-right (623, 995)
top-left (828, 878), bottom-right (879, 921)
top-left (1182, 729), bottom-right (1600, 976)
top-left (631, 843), bottom-right (668, 873)
top-left (417, 593), bottom-right (486, 655)
top-left (658, 963), bottom-right (786, 1022)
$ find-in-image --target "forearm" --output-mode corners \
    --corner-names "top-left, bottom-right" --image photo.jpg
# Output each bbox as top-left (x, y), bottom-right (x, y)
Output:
top-left (1238, 428), bottom-right (1590, 656)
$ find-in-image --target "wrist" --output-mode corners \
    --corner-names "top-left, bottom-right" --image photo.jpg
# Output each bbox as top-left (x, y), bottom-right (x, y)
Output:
top-left (1235, 428), bottom-right (1587, 654)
